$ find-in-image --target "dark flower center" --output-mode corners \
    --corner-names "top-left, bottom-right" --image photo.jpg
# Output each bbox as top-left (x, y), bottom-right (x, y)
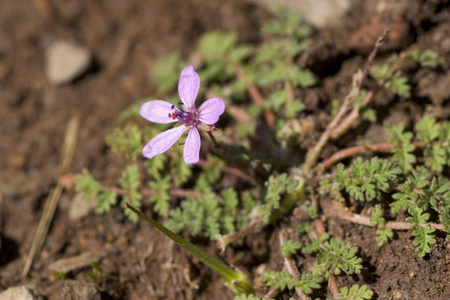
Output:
top-left (168, 103), bottom-right (198, 126)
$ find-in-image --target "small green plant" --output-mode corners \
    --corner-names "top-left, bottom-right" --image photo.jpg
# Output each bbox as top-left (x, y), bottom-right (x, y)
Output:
top-left (74, 6), bottom-right (448, 298)
top-left (335, 284), bottom-right (374, 300)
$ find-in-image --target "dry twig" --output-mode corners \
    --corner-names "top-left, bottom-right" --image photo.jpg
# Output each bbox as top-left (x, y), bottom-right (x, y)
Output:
top-left (23, 114), bottom-right (80, 277)
top-left (279, 230), bottom-right (309, 300)
top-left (321, 199), bottom-right (445, 231)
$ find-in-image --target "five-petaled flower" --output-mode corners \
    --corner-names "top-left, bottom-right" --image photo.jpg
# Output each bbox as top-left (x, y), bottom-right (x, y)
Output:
top-left (140, 66), bottom-right (225, 165)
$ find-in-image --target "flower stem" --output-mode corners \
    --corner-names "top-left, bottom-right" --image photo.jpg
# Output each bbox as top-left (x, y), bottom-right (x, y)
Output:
top-left (125, 203), bottom-right (253, 294)
top-left (207, 131), bottom-right (219, 148)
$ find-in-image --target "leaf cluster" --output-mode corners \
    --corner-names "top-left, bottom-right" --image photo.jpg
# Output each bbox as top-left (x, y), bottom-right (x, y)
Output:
top-left (370, 204), bottom-right (393, 246)
top-left (370, 49), bottom-right (444, 98)
top-left (106, 125), bottom-right (143, 159)
top-left (75, 170), bottom-right (117, 215)
top-left (261, 173), bottom-right (299, 223)
top-left (335, 284), bottom-right (373, 300)
top-left (321, 157), bottom-right (401, 202)
top-left (261, 271), bottom-right (322, 294)
top-left (166, 186), bottom-right (258, 240)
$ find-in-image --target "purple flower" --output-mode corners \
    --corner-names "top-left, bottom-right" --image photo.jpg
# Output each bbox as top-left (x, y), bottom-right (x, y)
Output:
top-left (140, 66), bottom-right (225, 165)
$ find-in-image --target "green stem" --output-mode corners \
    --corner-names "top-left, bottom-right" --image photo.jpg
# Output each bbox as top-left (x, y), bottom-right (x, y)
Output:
top-left (126, 203), bottom-right (253, 294)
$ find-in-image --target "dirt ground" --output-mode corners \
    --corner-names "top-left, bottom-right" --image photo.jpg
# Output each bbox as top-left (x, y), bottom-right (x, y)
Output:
top-left (1, 0), bottom-right (449, 299)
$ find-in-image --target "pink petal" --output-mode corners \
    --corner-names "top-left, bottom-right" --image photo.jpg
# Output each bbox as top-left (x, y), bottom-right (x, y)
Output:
top-left (183, 127), bottom-right (201, 165)
top-left (178, 66), bottom-right (199, 111)
top-left (140, 100), bottom-right (178, 124)
top-left (143, 126), bottom-right (186, 159)
top-left (198, 97), bottom-right (226, 125)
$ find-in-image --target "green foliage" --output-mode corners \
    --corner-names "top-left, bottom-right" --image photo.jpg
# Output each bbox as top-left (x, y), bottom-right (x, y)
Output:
top-left (407, 205), bottom-right (436, 257)
top-left (389, 124), bottom-right (416, 171)
top-left (370, 205), bottom-right (393, 246)
top-left (316, 238), bottom-right (363, 276)
top-left (371, 49), bottom-right (444, 98)
top-left (262, 271), bottom-right (322, 294)
top-left (106, 125), bottom-right (143, 159)
top-left (221, 188), bottom-right (239, 234)
top-left (197, 31), bottom-right (251, 85)
top-left (95, 191), bottom-right (118, 214)
top-left (119, 164), bottom-right (142, 222)
top-left (256, 39), bottom-right (309, 64)
top-left (263, 6), bottom-right (310, 38)
top-left (337, 284), bottom-right (373, 300)
top-left (75, 169), bottom-right (102, 198)
top-left (416, 116), bottom-right (448, 172)
top-left (148, 175), bottom-right (171, 217)
top-left (199, 31), bottom-right (237, 61)
top-left (261, 173), bottom-right (299, 223)
top-left (281, 240), bottom-right (302, 258)
top-left (151, 52), bottom-right (186, 93)
top-left (322, 158), bottom-right (401, 202)
top-left (74, 6), bottom-right (450, 297)
top-left (405, 49), bottom-right (445, 68)
top-left (256, 61), bottom-right (315, 88)
top-left (302, 234), bottom-right (329, 255)
top-left (118, 99), bottom-right (148, 122)
top-left (166, 187), bottom-right (254, 240)
top-left (75, 170), bottom-right (117, 214)
top-left (387, 73), bottom-right (411, 98)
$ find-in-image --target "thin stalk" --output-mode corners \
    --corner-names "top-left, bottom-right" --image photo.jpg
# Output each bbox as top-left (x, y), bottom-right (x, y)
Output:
top-left (208, 131), bottom-right (219, 148)
top-left (126, 203), bottom-right (253, 294)
top-left (321, 199), bottom-right (445, 231)
top-left (279, 230), bottom-right (309, 300)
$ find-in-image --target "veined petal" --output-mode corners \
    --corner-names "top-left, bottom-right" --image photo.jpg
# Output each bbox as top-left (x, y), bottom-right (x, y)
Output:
top-left (178, 66), bottom-right (199, 110)
top-left (143, 126), bottom-right (186, 159)
top-left (140, 100), bottom-right (177, 124)
top-left (198, 97), bottom-right (225, 125)
top-left (183, 126), bottom-right (201, 165)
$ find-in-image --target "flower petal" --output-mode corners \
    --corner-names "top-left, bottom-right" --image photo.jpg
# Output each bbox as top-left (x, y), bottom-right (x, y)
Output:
top-left (198, 97), bottom-right (226, 125)
top-left (178, 66), bottom-right (199, 110)
top-left (183, 126), bottom-right (201, 165)
top-left (140, 100), bottom-right (178, 124)
top-left (143, 126), bottom-right (186, 159)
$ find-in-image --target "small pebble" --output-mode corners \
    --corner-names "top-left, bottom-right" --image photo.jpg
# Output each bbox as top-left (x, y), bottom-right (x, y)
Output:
top-left (45, 41), bottom-right (92, 85)
top-left (0, 286), bottom-right (39, 300)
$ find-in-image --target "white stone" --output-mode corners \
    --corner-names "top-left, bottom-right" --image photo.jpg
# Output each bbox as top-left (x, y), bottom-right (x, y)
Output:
top-left (69, 193), bottom-right (96, 221)
top-left (46, 41), bottom-right (91, 85)
top-left (0, 286), bottom-right (38, 300)
top-left (246, 0), bottom-right (350, 27)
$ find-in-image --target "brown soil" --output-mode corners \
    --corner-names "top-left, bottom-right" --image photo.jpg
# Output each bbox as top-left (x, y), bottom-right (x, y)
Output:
top-left (1, 0), bottom-right (449, 299)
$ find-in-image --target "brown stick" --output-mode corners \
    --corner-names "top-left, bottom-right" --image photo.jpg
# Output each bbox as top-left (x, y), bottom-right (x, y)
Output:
top-left (328, 274), bottom-right (340, 299)
top-left (320, 140), bottom-right (443, 171)
top-left (329, 29), bottom-right (389, 140)
top-left (23, 114), bottom-right (80, 277)
top-left (330, 90), bottom-right (375, 140)
top-left (226, 56), bottom-right (275, 129)
top-left (322, 200), bottom-right (445, 231)
top-left (358, 29), bottom-right (390, 90)
top-left (279, 230), bottom-right (309, 300)
top-left (264, 289), bottom-right (278, 299)
top-left (321, 142), bottom-right (393, 170)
